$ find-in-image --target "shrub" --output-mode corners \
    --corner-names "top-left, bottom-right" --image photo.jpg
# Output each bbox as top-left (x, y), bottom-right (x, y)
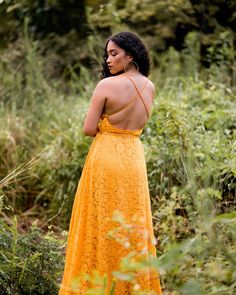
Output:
top-left (0, 214), bottom-right (66, 295)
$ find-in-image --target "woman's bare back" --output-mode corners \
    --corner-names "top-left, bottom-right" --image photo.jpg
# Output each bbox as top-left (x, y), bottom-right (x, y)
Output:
top-left (103, 73), bottom-right (155, 130)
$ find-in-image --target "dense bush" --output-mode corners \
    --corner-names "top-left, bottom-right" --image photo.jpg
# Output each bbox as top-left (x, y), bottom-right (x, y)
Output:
top-left (0, 209), bottom-right (66, 294)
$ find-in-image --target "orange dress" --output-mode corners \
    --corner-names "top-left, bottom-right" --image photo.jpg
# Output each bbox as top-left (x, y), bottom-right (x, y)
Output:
top-left (59, 76), bottom-right (163, 295)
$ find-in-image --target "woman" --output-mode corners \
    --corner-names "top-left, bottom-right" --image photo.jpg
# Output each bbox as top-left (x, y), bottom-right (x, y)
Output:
top-left (59, 32), bottom-right (163, 295)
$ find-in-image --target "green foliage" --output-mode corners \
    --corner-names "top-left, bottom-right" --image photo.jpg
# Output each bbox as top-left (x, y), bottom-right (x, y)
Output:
top-left (155, 209), bottom-right (236, 294)
top-left (87, 0), bottom-right (236, 54)
top-left (1, 0), bottom-right (236, 84)
top-left (0, 0), bottom-right (87, 41)
top-left (0, 32), bottom-right (94, 225)
top-left (0, 215), bottom-right (66, 294)
top-left (144, 72), bottom-right (235, 198)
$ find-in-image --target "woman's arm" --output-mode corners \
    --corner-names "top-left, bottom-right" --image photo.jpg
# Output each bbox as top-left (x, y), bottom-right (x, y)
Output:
top-left (83, 79), bottom-right (108, 137)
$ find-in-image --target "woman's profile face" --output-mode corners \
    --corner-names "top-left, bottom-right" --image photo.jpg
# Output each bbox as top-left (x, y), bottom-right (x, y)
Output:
top-left (106, 40), bottom-right (132, 75)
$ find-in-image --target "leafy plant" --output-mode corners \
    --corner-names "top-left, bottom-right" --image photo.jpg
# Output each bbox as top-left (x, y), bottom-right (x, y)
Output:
top-left (0, 214), bottom-right (66, 294)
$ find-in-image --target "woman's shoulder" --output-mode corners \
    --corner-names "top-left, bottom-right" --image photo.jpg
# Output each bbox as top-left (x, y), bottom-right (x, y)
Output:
top-left (147, 79), bottom-right (155, 95)
top-left (92, 76), bottom-right (120, 97)
top-left (94, 76), bottom-right (126, 96)
top-left (95, 76), bottom-right (119, 89)
top-left (95, 74), bottom-right (155, 94)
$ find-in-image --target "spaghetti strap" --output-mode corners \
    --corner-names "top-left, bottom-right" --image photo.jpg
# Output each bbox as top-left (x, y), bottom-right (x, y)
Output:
top-left (124, 75), bottom-right (150, 119)
top-left (106, 76), bottom-right (149, 118)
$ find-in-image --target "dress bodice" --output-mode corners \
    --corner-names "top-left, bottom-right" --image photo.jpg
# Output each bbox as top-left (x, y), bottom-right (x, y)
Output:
top-left (98, 113), bottom-right (143, 137)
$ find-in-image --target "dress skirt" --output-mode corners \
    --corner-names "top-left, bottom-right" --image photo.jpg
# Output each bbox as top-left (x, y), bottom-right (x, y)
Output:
top-left (58, 114), bottom-right (163, 295)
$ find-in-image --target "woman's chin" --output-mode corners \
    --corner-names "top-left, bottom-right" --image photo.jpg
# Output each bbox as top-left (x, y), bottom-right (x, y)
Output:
top-left (109, 68), bottom-right (117, 74)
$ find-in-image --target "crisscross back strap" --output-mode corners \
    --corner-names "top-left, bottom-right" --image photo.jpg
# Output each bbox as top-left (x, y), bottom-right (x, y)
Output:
top-left (107, 75), bottom-right (149, 117)
top-left (124, 75), bottom-right (150, 118)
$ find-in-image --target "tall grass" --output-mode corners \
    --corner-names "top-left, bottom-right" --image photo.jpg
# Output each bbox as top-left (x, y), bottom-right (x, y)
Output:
top-left (0, 30), bottom-right (96, 226)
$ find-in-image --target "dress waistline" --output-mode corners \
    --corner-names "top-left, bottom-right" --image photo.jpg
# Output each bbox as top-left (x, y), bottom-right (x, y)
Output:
top-left (97, 131), bottom-right (140, 137)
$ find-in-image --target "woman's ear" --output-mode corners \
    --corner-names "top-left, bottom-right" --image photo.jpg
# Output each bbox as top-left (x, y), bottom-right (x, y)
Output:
top-left (127, 53), bottom-right (133, 62)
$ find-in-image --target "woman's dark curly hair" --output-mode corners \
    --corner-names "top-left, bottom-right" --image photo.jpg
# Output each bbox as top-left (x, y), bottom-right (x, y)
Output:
top-left (101, 32), bottom-right (150, 79)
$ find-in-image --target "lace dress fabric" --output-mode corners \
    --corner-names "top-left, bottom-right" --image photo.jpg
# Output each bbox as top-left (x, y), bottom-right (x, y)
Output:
top-left (58, 113), bottom-right (163, 295)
